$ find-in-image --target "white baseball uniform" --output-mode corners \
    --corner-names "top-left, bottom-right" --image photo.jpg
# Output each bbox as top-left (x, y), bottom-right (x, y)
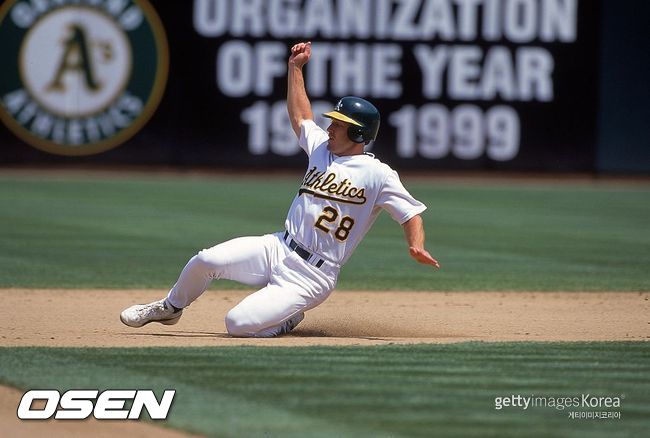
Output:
top-left (166, 119), bottom-right (426, 337)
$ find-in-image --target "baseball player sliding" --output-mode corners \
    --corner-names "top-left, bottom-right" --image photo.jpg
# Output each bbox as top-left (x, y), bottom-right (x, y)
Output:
top-left (120, 41), bottom-right (440, 337)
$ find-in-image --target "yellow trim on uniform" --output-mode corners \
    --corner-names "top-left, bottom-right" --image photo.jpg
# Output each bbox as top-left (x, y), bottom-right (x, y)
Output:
top-left (322, 111), bottom-right (363, 127)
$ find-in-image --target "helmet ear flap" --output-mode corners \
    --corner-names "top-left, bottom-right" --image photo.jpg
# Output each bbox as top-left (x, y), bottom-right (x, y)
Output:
top-left (347, 125), bottom-right (365, 143)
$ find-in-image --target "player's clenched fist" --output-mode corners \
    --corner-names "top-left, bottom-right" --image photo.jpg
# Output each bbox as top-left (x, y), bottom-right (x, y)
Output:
top-left (289, 41), bottom-right (311, 67)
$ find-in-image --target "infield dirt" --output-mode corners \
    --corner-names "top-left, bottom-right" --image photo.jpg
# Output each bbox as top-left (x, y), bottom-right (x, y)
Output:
top-left (2, 289), bottom-right (648, 347)
top-left (2, 289), bottom-right (648, 437)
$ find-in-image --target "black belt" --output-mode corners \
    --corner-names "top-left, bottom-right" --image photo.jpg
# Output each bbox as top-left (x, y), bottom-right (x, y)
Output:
top-left (283, 231), bottom-right (325, 268)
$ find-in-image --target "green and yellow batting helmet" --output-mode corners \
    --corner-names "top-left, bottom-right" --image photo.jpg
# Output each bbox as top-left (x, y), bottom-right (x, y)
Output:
top-left (323, 96), bottom-right (380, 144)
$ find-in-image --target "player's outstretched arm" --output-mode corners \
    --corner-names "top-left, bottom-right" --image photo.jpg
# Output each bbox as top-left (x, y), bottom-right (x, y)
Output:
top-left (402, 215), bottom-right (440, 268)
top-left (287, 41), bottom-right (314, 138)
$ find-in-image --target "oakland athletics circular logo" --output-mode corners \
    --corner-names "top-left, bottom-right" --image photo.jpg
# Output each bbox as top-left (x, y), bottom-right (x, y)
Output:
top-left (0, 0), bottom-right (168, 156)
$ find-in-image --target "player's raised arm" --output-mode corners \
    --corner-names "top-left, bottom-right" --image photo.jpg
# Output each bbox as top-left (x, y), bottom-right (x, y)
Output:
top-left (287, 41), bottom-right (314, 138)
top-left (402, 215), bottom-right (440, 268)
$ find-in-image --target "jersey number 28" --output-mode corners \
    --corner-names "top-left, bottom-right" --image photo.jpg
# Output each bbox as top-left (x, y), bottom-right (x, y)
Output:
top-left (315, 207), bottom-right (355, 241)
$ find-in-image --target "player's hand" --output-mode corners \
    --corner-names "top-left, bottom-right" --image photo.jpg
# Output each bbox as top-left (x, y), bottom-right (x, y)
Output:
top-left (289, 41), bottom-right (311, 68)
top-left (409, 246), bottom-right (440, 268)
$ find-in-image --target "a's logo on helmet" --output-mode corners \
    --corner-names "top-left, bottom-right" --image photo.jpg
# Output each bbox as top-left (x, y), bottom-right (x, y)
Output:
top-left (0, 0), bottom-right (168, 156)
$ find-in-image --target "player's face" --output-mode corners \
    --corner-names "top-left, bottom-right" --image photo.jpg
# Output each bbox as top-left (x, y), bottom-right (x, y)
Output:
top-left (326, 119), bottom-right (362, 156)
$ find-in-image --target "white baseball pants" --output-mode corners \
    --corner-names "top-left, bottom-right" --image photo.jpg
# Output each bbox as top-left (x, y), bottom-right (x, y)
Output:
top-left (166, 232), bottom-right (338, 337)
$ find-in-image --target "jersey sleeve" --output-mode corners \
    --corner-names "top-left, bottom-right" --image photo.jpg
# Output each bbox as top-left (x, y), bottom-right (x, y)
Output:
top-left (299, 119), bottom-right (329, 156)
top-left (376, 168), bottom-right (427, 224)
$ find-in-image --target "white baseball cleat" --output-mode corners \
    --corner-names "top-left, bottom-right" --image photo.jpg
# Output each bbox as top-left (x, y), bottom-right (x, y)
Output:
top-left (120, 299), bottom-right (183, 328)
top-left (277, 312), bottom-right (305, 335)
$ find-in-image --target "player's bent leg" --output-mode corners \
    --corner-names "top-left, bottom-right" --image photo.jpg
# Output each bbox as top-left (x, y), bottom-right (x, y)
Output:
top-left (225, 250), bottom-right (339, 337)
top-left (120, 233), bottom-right (285, 329)
top-left (166, 234), bottom-right (281, 309)
top-left (226, 309), bottom-right (305, 338)
top-left (224, 283), bottom-right (330, 337)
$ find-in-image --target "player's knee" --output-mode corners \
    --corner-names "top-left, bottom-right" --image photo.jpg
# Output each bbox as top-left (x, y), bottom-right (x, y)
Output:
top-left (187, 249), bottom-right (226, 277)
top-left (225, 307), bottom-right (254, 337)
top-left (192, 250), bottom-right (216, 267)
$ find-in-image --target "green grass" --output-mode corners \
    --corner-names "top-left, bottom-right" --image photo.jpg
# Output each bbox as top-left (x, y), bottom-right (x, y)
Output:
top-left (1, 172), bottom-right (648, 437)
top-left (0, 173), bottom-right (648, 290)
top-left (1, 343), bottom-right (648, 437)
